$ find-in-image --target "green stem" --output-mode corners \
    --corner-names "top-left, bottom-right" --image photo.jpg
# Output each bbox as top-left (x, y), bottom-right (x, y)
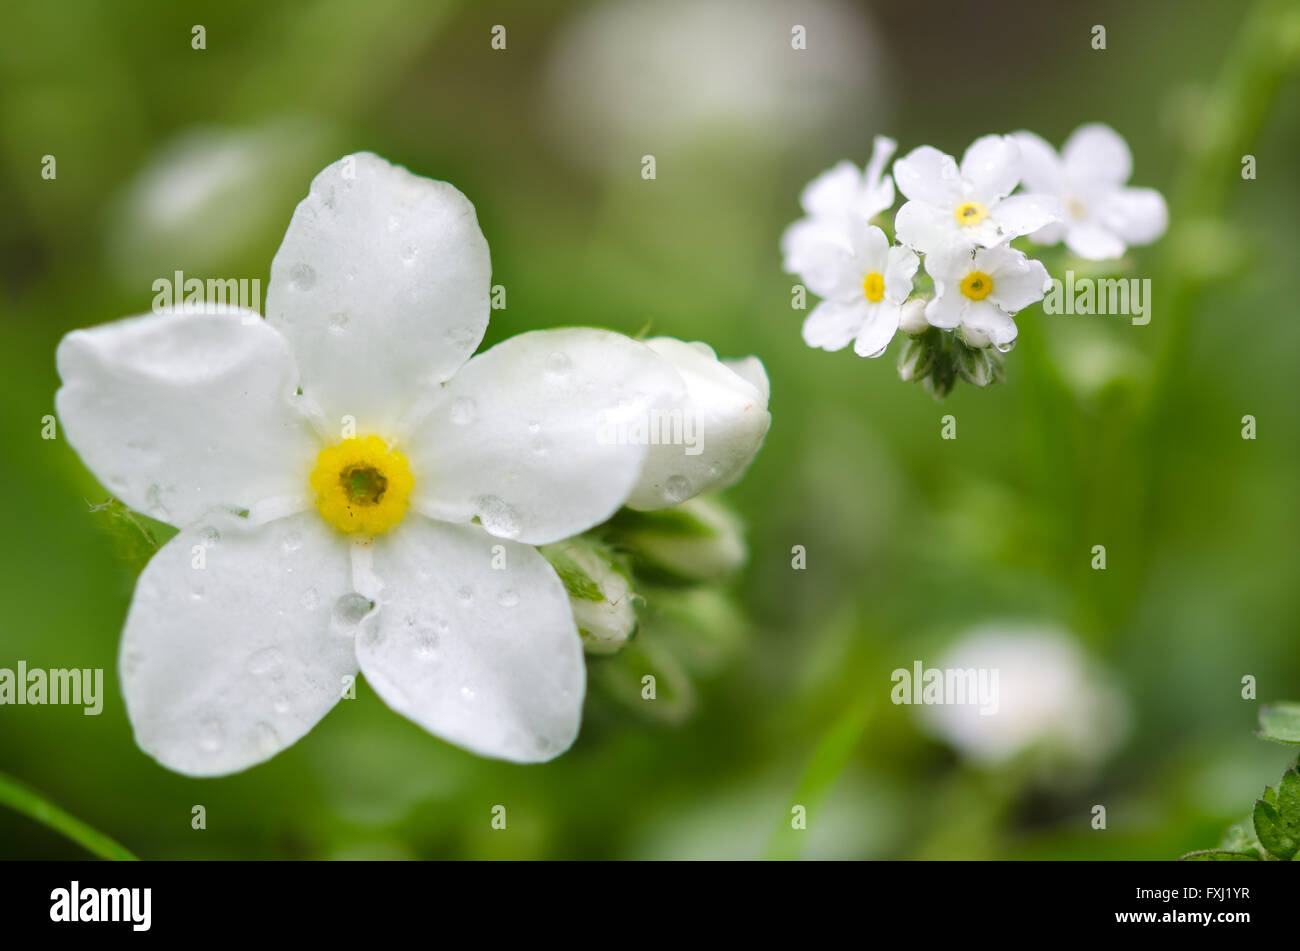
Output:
top-left (0, 772), bottom-right (138, 861)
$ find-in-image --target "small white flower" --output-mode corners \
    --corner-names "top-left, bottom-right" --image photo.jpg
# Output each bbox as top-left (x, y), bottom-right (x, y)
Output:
top-left (916, 625), bottom-right (1128, 767)
top-left (56, 152), bottom-right (685, 775)
top-left (1013, 123), bottom-right (1168, 260)
top-left (781, 135), bottom-right (897, 286)
top-left (624, 336), bottom-right (771, 510)
top-left (893, 135), bottom-right (1061, 254)
top-left (923, 243), bottom-right (1050, 349)
top-left (795, 217), bottom-right (920, 358)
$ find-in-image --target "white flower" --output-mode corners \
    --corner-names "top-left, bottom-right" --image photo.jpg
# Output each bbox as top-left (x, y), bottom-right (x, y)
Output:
top-left (916, 625), bottom-right (1128, 766)
top-left (1013, 123), bottom-right (1168, 260)
top-left (623, 337), bottom-right (770, 510)
top-left (796, 217), bottom-right (919, 357)
top-left (780, 135), bottom-right (897, 284)
top-left (56, 152), bottom-right (684, 775)
top-left (923, 243), bottom-right (1050, 348)
top-left (893, 135), bottom-right (1061, 254)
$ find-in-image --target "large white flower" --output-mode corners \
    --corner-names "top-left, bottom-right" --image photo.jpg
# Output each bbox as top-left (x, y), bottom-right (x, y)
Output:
top-left (56, 152), bottom-right (684, 775)
top-left (916, 625), bottom-right (1128, 767)
top-left (1013, 123), bottom-right (1168, 260)
top-left (780, 135), bottom-right (897, 288)
top-left (923, 243), bottom-right (1050, 349)
top-left (623, 336), bottom-right (770, 510)
top-left (796, 217), bottom-right (919, 358)
top-left (893, 135), bottom-right (1061, 254)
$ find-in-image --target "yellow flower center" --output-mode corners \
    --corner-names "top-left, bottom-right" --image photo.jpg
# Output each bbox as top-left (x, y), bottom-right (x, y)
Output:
top-left (960, 271), bottom-right (993, 301)
top-left (310, 435), bottom-right (414, 535)
top-left (862, 271), bottom-right (886, 303)
top-left (954, 201), bottom-right (988, 227)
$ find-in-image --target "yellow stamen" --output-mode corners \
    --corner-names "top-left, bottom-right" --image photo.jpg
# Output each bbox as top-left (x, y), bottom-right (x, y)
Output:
top-left (310, 435), bottom-right (414, 535)
top-left (954, 201), bottom-right (988, 227)
top-left (960, 271), bottom-right (993, 301)
top-left (862, 271), bottom-right (886, 302)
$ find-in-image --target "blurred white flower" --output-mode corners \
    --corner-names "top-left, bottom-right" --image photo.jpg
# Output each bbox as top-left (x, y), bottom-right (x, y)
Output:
top-left (917, 625), bottom-right (1128, 766)
top-left (542, 0), bottom-right (887, 171)
top-left (1013, 123), bottom-right (1169, 260)
top-left (893, 136), bottom-right (1061, 254)
top-left (625, 337), bottom-right (770, 510)
top-left (923, 243), bottom-right (1050, 349)
top-left (104, 118), bottom-right (334, 282)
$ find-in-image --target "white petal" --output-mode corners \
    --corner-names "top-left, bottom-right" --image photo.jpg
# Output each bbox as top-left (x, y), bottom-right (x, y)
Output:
top-left (987, 252), bottom-right (1050, 314)
top-left (56, 307), bottom-right (319, 528)
top-left (892, 146), bottom-right (962, 206)
top-left (724, 355), bottom-right (770, 403)
top-left (884, 244), bottom-right (920, 303)
top-left (354, 518), bottom-right (584, 763)
top-left (847, 218), bottom-right (892, 273)
top-left (120, 511), bottom-right (357, 777)
top-left (894, 200), bottom-right (961, 255)
top-left (1098, 187), bottom-right (1168, 245)
top-left (989, 193), bottom-right (1063, 241)
top-left (862, 135), bottom-right (898, 214)
top-left (780, 217), bottom-right (854, 297)
top-left (853, 302), bottom-right (901, 358)
top-left (1064, 221), bottom-right (1127, 260)
top-left (961, 300), bottom-right (1018, 348)
top-left (800, 160), bottom-right (864, 218)
top-left (1062, 123), bottom-right (1132, 186)
top-left (960, 135), bottom-right (1022, 204)
top-left (625, 337), bottom-right (771, 509)
top-left (802, 296), bottom-right (869, 350)
top-left (406, 328), bottom-right (684, 545)
top-left (1027, 220), bottom-right (1068, 245)
top-left (924, 288), bottom-right (966, 330)
top-left (266, 152), bottom-right (491, 431)
top-left (1012, 131), bottom-right (1065, 194)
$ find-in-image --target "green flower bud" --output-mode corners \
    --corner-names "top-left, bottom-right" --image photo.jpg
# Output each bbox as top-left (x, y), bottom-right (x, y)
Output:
top-left (609, 495), bottom-right (747, 584)
top-left (540, 537), bottom-right (637, 655)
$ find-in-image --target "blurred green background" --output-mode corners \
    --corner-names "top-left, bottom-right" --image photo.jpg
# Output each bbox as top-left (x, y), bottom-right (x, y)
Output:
top-left (1, 0), bottom-right (1298, 859)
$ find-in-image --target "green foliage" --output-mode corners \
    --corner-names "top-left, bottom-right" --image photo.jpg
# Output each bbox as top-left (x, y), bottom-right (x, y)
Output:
top-left (1256, 703), bottom-right (1300, 745)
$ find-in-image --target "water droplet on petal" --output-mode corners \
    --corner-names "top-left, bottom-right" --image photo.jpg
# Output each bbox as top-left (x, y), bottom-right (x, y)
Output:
top-left (545, 351), bottom-right (571, 376)
top-left (449, 397), bottom-right (476, 425)
top-left (475, 495), bottom-right (522, 539)
top-left (198, 526), bottom-right (220, 547)
top-left (332, 593), bottom-right (374, 627)
top-left (248, 648), bottom-right (284, 676)
top-left (273, 695), bottom-right (291, 714)
top-left (498, 589), bottom-right (519, 608)
top-left (282, 532), bottom-right (303, 553)
top-left (300, 586), bottom-right (320, 610)
top-left (456, 586), bottom-right (474, 604)
top-left (198, 716), bottom-right (224, 752)
top-left (664, 475), bottom-right (691, 503)
top-left (289, 263), bottom-right (316, 291)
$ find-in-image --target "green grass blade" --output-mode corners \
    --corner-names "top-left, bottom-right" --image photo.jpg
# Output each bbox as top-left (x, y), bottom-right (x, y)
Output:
top-left (0, 771), bottom-right (137, 861)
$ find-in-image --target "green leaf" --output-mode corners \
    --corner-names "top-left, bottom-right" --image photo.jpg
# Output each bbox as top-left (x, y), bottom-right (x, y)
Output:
top-left (1276, 767), bottom-right (1300, 825)
top-left (1257, 702), bottom-right (1300, 745)
top-left (1252, 795), bottom-right (1300, 860)
top-left (1180, 849), bottom-right (1261, 861)
top-left (0, 772), bottom-right (136, 861)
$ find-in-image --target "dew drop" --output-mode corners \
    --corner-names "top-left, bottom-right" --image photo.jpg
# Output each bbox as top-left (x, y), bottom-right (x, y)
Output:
top-left (401, 244), bottom-right (419, 264)
top-left (474, 495), bottom-right (522, 539)
top-left (526, 419), bottom-right (541, 434)
top-left (289, 263), bottom-right (316, 291)
top-left (498, 588), bottom-right (519, 608)
top-left (332, 593), bottom-right (374, 627)
top-left (449, 397), bottom-right (476, 425)
top-left (300, 586), bottom-right (321, 610)
top-left (415, 629), bottom-right (439, 659)
top-left (248, 647), bottom-right (284, 676)
top-left (664, 474), bottom-right (692, 504)
top-left (282, 531), bottom-right (303, 553)
top-left (273, 695), bottom-right (291, 714)
top-left (460, 684), bottom-right (476, 700)
top-left (456, 585), bottom-right (474, 604)
top-left (545, 351), bottom-right (572, 376)
top-left (198, 717), bottom-right (224, 752)
top-left (197, 526), bottom-right (221, 547)
top-left (328, 312), bottom-right (349, 334)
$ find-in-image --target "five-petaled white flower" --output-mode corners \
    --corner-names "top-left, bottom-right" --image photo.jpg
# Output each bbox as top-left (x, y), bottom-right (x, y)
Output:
top-left (56, 152), bottom-right (688, 776)
top-left (796, 217), bottom-right (919, 357)
top-left (781, 135), bottom-right (897, 291)
top-left (893, 135), bottom-right (1061, 255)
top-left (1012, 123), bottom-right (1168, 260)
top-left (923, 243), bottom-right (1050, 349)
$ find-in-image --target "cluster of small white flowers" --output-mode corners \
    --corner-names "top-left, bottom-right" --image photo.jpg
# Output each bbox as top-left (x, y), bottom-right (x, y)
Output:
top-left (782, 123), bottom-right (1168, 359)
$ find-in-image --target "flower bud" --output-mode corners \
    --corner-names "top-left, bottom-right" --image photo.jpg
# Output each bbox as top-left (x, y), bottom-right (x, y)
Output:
top-left (540, 537), bottom-right (637, 654)
top-left (611, 495), bottom-right (747, 583)
top-left (624, 337), bottom-right (771, 511)
top-left (898, 297), bottom-right (930, 335)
